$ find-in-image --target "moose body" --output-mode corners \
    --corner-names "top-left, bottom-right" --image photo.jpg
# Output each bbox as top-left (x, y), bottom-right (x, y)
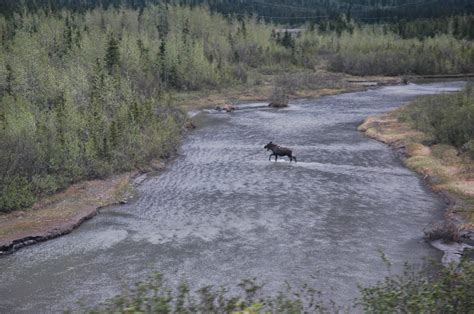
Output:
top-left (264, 142), bottom-right (297, 162)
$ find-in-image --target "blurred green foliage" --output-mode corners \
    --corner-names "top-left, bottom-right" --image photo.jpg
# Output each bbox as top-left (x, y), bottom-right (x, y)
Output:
top-left (88, 262), bottom-right (474, 313)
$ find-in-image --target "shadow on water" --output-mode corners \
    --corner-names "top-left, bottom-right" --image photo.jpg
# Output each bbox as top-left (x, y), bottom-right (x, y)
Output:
top-left (0, 82), bottom-right (465, 313)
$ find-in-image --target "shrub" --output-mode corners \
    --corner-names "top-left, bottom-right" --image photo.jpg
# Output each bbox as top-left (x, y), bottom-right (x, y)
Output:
top-left (424, 221), bottom-right (461, 242)
top-left (0, 176), bottom-right (36, 213)
top-left (358, 262), bottom-right (474, 313)
top-left (88, 274), bottom-right (332, 313)
top-left (89, 262), bottom-right (474, 313)
top-left (402, 84), bottom-right (474, 153)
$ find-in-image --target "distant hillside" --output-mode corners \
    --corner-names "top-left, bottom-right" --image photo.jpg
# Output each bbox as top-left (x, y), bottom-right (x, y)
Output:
top-left (1, 0), bottom-right (473, 22)
top-left (188, 0), bottom-right (474, 22)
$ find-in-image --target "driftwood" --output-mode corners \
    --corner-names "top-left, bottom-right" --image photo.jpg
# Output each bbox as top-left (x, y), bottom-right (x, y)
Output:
top-left (215, 104), bottom-right (235, 112)
top-left (268, 87), bottom-right (289, 108)
top-left (184, 121), bottom-right (196, 129)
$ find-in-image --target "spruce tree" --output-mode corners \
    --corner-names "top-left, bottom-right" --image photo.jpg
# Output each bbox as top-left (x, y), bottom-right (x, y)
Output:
top-left (183, 18), bottom-right (190, 43)
top-left (109, 120), bottom-right (119, 149)
top-left (5, 64), bottom-right (14, 96)
top-left (281, 31), bottom-right (294, 49)
top-left (54, 92), bottom-right (67, 147)
top-left (157, 9), bottom-right (169, 38)
top-left (238, 19), bottom-right (247, 39)
top-left (63, 17), bottom-right (73, 52)
top-left (158, 40), bottom-right (167, 84)
top-left (105, 35), bottom-right (120, 74)
top-left (90, 59), bottom-right (106, 103)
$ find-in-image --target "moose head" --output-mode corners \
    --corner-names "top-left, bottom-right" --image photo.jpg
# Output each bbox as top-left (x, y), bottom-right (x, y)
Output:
top-left (264, 141), bottom-right (273, 151)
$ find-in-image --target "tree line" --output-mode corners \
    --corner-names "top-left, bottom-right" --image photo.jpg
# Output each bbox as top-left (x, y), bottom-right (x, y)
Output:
top-left (2, 0), bottom-right (474, 22)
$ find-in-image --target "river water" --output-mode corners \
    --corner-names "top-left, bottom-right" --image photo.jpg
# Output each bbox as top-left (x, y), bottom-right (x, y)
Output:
top-left (0, 82), bottom-right (464, 313)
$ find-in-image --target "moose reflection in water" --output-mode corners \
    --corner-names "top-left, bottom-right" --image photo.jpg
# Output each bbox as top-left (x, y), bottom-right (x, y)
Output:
top-left (264, 142), bottom-right (297, 162)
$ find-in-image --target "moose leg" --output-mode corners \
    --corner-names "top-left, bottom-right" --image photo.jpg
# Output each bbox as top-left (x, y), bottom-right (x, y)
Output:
top-left (274, 155), bottom-right (278, 162)
top-left (268, 153), bottom-right (274, 161)
top-left (293, 156), bottom-right (297, 163)
top-left (288, 154), bottom-right (293, 162)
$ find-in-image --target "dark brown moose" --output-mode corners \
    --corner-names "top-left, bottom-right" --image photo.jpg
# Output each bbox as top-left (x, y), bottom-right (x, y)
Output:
top-left (264, 141), bottom-right (297, 162)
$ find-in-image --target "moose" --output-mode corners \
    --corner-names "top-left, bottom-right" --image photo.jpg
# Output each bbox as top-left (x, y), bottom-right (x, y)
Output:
top-left (264, 141), bottom-right (297, 162)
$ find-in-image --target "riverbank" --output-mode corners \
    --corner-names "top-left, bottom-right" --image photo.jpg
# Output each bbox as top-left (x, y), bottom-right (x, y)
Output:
top-left (358, 107), bottom-right (474, 262)
top-left (0, 159), bottom-right (167, 255)
top-left (174, 71), bottom-right (401, 110)
top-left (1, 75), bottom-right (467, 256)
top-left (0, 173), bottom-right (127, 255)
top-left (0, 72), bottom-right (404, 255)
top-left (0, 172), bottom-right (139, 255)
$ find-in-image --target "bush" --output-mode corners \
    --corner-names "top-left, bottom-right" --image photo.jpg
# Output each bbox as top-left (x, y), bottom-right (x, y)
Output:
top-left (358, 261), bottom-right (474, 313)
top-left (89, 262), bottom-right (474, 313)
top-left (424, 221), bottom-right (461, 242)
top-left (0, 176), bottom-right (36, 213)
top-left (31, 175), bottom-right (61, 196)
top-left (89, 274), bottom-right (332, 313)
top-left (401, 84), bottom-right (474, 153)
top-left (461, 139), bottom-right (474, 159)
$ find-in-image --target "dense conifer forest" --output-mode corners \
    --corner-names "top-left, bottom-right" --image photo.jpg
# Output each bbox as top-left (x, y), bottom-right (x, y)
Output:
top-left (1, 0), bottom-right (474, 21)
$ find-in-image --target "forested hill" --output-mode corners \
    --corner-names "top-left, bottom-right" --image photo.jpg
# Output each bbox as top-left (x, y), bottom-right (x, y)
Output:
top-left (185, 0), bottom-right (474, 21)
top-left (1, 0), bottom-right (474, 22)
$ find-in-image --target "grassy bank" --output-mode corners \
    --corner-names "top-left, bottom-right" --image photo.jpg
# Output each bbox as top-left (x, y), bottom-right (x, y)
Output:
top-left (358, 85), bottom-right (474, 230)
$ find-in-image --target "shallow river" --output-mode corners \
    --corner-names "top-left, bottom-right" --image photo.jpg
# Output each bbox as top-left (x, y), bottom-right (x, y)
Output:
top-left (0, 82), bottom-right (465, 313)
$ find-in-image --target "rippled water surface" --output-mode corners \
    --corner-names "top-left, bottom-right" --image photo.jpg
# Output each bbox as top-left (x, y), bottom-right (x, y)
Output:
top-left (0, 82), bottom-right (465, 313)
